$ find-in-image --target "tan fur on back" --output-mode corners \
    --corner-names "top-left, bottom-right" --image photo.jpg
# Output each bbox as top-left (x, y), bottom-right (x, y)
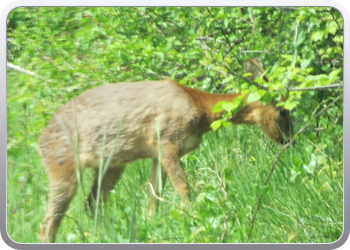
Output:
top-left (39, 80), bottom-right (202, 170)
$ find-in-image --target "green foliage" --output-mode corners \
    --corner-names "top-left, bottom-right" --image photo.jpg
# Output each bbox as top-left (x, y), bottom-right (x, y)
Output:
top-left (211, 94), bottom-right (246, 131)
top-left (7, 7), bottom-right (343, 134)
top-left (7, 7), bottom-right (343, 243)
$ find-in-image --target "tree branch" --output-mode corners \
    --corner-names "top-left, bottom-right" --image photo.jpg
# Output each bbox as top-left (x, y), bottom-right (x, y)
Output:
top-left (196, 37), bottom-right (223, 43)
top-left (241, 50), bottom-right (269, 54)
top-left (225, 66), bottom-right (343, 92)
top-left (288, 83), bottom-right (343, 91)
top-left (7, 62), bottom-right (44, 79)
top-left (220, 63), bottom-right (269, 91)
top-left (274, 7), bottom-right (301, 12)
top-left (330, 9), bottom-right (343, 32)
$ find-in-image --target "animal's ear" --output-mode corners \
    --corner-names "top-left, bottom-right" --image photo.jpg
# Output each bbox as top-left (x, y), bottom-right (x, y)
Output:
top-left (244, 58), bottom-right (269, 82)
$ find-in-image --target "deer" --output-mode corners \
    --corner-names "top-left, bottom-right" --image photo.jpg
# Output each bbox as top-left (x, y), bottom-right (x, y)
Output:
top-left (39, 59), bottom-right (293, 242)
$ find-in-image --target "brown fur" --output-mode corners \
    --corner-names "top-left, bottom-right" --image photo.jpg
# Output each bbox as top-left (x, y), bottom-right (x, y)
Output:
top-left (39, 59), bottom-right (292, 242)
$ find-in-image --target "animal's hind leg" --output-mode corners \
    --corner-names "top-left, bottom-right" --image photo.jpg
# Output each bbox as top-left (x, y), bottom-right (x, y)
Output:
top-left (148, 158), bottom-right (167, 216)
top-left (41, 160), bottom-right (78, 243)
top-left (86, 166), bottom-right (125, 215)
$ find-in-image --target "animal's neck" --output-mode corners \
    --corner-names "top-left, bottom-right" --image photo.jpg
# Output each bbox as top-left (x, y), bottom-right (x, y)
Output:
top-left (175, 83), bottom-right (257, 133)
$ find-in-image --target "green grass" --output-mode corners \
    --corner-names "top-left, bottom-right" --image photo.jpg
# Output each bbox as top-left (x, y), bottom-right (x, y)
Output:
top-left (7, 72), bottom-right (343, 243)
top-left (7, 123), bottom-right (343, 243)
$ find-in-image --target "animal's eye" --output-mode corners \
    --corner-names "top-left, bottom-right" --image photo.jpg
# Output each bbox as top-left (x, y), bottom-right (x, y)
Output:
top-left (280, 109), bottom-right (287, 117)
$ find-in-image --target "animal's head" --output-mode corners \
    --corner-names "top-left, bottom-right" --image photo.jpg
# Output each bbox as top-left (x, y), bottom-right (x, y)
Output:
top-left (252, 101), bottom-right (293, 145)
top-left (244, 58), bottom-right (293, 145)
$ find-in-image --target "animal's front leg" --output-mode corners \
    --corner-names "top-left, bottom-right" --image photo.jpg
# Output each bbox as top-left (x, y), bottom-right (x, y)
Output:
top-left (160, 144), bottom-right (190, 203)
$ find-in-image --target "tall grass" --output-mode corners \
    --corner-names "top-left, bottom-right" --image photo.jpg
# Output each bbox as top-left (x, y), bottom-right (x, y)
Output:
top-left (7, 72), bottom-right (343, 243)
top-left (7, 122), bottom-right (343, 243)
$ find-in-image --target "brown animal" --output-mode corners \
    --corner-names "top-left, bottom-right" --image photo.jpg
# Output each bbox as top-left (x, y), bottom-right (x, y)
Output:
top-left (39, 59), bottom-right (292, 242)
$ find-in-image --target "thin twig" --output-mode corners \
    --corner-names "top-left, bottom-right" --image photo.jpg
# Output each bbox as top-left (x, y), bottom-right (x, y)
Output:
top-left (330, 9), bottom-right (343, 32)
top-left (307, 139), bottom-right (334, 163)
top-left (274, 7), bottom-right (301, 12)
top-left (224, 63), bottom-right (343, 91)
top-left (7, 62), bottom-right (44, 79)
top-left (146, 182), bottom-right (175, 206)
top-left (293, 21), bottom-right (300, 64)
top-left (221, 63), bottom-right (269, 90)
top-left (310, 127), bottom-right (327, 132)
top-left (196, 37), bottom-right (223, 43)
top-left (213, 56), bottom-right (343, 92)
top-left (146, 182), bottom-right (198, 220)
top-left (288, 83), bottom-right (343, 91)
top-left (241, 50), bottom-right (269, 54)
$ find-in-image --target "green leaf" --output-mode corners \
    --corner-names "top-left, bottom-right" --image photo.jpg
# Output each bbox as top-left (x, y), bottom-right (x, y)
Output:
top-left (329, 69), bottom-right (341, 83)
top-left (302, 164), bottom-right (314, 174)
top-left (168, 48), bottom-right (178, 55)
top-left (326, 24), bottom-right (337, 36)
top-left (243, 72), bottom-right (253, 78)
top-left (284, 101), bottom-right (298, 110)
top-left (224, 18), bottom-right (229, 28)
top-left (247, 92), bottom-right (261, 103)
top-left (337, 115), bottom-right (343, 126)
top-left (222, 111), bottom-right (232, 119)
top-left (261, 92), bottom-right (271, 105)
top-left (333, 35), bottom-right (343, 43)
top-left (212, 101), bottom-right (226, 113)
top-left (249, 85), bottom-right (258, 92)
top-left (222, 121), bottom-right (232, 128)
top-left (196, 192), bottom-right (206, 203)
top-left (276, 101), bottom-right (285, 107)
top-left (222, 102), bottom-right (234, 112)
top-left (211, 120), bottom-right (223, 131)
top-left (295, 30), bottom-right (305, 47)
top-left (222, 75), bottom-right (234, 84)
top-left (206, 191), bottom-right (216, 201)
top-left (311, 31), bottom-right (323, 42)
top-left (232, 95), bottom-right (244, 107)
top-left (257, 89), bottom-right (266, 97)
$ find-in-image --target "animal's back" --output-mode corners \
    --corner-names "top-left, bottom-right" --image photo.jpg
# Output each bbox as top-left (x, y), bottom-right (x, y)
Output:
top-left (39, 80), bottom-right (200, 169)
